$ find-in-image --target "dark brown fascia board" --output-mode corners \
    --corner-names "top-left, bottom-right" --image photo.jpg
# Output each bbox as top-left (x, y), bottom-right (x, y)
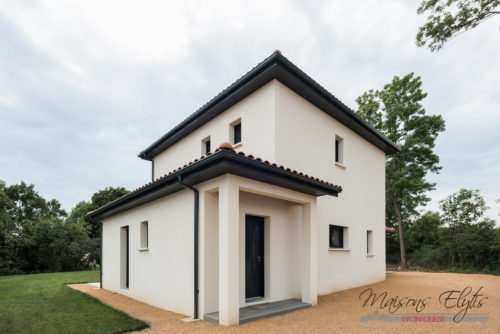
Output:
top-left (138, 53), bottom-right (399, 160)
top-left (87, 149), bottom-right (341, 221)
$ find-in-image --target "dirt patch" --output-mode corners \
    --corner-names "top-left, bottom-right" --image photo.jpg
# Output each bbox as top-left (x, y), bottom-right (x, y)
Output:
top-left (69, 272), bottom-right (500, 333)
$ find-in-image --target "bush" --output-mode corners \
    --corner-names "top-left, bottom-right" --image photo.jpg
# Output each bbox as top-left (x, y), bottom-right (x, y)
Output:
top-left (409, 244), bottom-right (440, 269)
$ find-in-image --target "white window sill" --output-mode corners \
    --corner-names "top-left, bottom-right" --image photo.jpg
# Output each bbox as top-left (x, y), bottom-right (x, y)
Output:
top-left (138, 248), bottom-right (149, 252)
top-left (232, 142), bottom-right (243, 149)
top-left (328, 248), bottom-right (351, 252)
top-left (367, 253), bottom-right (375, 257)
top-left (334, 162), bottom-right (346, 169)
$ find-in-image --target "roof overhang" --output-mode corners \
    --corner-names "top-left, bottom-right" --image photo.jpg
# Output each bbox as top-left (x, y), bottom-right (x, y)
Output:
top-left (87, 149), bottom-right (342, 221)
top-left (138, 52), bottom-right (399, 161)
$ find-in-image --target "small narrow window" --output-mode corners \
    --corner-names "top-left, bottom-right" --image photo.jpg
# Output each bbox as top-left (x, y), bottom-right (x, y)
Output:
top-left (335, 140), bottom-right (339, 162)
top-left (233, 123), bottom-right (241, 144)
top-left (201, 136), bottom-right (211, 154)
top-left (335, 135), bottom-right (343, 164)
top-left (205, 140), bottom-right (211, 154)
top-left (140, 221), bottom-right (148, 249)
top-left (367, 230), bottom-right (373, 254)
top-left (329, 225), bottom-right (344, 248)
top-left (120, 226), bottom-right (129, 289)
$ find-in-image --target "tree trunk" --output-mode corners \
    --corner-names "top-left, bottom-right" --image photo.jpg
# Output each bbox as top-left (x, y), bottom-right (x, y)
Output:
top-left (395, 203), bottom-right (407, 268)
top-left (387, 178), bottom-right (407, 269)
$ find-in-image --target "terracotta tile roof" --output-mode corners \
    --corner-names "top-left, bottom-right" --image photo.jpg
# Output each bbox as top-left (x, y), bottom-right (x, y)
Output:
top-left (385, 227), bottom-right (396, 232)
top-left (87, 142), bottom-right (342, 217)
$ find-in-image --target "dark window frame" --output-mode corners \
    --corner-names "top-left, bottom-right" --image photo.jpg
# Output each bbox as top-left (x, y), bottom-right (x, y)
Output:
top-left (329, 225), bottom-right (344, 249)
top-left (335, 140), bottom-right (339, 163)
top-left (205, 140), bottom-right (211, 154)
top-left (233, 122), bottom-right (241, 144)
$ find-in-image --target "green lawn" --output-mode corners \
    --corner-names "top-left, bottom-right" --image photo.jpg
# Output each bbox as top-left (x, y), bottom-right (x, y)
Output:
top-left (0, 271), bottom-right (148, 334)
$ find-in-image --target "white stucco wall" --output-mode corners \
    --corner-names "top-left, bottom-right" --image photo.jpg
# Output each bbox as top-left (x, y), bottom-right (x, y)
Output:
top-left (273, 81), bottom-right (386, 294)
top-left (101, 190), bottom-right (194, 316)
top-left (152, 80), bottom-right (278, 178)
top-left (102, 78), bottom-right (388, 319)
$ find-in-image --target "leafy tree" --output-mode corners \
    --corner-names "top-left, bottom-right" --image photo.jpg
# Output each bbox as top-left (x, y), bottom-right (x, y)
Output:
top-left (407, 211), bottom-right (443, 250)
top-left (440, 188), bottom-right (490, 226)
top-left (4, 181), bottom-right (66, 227)
top-left (0, 181), bottom-right (16, 274)
top-left (0, 181), bottom-right (129, 274)
top-left (91, 187), bottom-right (129, 209)
top-left (67, 201), bottom-right (94, 235)
top-left (439, 189), bottom-right (497, 268)
top-left (356, 73), bottom-right (446, 268)
top-left (416, 0), bottom-right (500, 51)
top-left (67, 187), bottom-right (129, 238)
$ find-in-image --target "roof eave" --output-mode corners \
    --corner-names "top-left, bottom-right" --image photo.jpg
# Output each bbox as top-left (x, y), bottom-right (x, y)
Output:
top-left (138, 53), bottom-right (399, 160)
top-left (88, 149), bottom-right (341, 221)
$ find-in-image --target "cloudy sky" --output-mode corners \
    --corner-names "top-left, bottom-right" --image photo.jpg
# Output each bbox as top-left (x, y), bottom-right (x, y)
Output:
top-left (1, 0), bottom-right (499, 219)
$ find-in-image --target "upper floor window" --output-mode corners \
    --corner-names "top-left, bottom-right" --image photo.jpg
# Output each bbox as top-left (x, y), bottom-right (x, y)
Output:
top-left (230, 118), bottom-right (242, 145)
top-left (335, 135), bottom-right (344, 164)
top-left (202, 136), bottom-right (211, 154)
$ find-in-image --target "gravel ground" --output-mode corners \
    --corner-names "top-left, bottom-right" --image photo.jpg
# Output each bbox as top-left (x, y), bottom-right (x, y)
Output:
top-left (69, 271), bottom-right (500, 334)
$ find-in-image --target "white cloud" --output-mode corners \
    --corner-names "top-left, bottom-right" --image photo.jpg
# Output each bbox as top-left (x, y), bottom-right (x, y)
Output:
top-left (0, 0), bottom-right (498, 220)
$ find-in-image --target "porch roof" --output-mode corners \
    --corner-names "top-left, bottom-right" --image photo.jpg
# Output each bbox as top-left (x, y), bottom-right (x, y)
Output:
top-left (86, 143), bottom-right (342, 221)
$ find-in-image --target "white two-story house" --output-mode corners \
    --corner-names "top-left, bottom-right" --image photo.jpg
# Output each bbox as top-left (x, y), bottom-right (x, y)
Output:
top-left (86, 51), bottom-right (399, 326)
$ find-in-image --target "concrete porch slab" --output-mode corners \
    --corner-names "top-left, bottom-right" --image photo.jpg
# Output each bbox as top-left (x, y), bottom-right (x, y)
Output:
top-left (203, 298), bottom-right (311, 325)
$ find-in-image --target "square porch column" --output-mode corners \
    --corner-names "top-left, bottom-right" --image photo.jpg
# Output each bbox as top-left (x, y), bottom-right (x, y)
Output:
top-left (218, 177), bottom-right (240, 325)
top-left (301, 202), bottom-right (318, 305)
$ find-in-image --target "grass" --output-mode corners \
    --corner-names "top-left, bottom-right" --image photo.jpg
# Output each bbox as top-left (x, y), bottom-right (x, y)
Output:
top-left (0, 271), bottom-right (148, 334)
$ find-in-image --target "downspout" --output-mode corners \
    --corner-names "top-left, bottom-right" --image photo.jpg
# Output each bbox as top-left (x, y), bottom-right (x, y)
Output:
top-left (177, 175), bottom-right (199, 319)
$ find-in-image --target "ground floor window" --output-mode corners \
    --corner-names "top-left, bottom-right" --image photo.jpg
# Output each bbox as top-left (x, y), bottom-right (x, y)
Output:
top-left (329, 225), bottom-right (344, 248)
top-left (367, 230), bottom-right (373, 254)
top-left (140, 221), bottom-right (148, 249)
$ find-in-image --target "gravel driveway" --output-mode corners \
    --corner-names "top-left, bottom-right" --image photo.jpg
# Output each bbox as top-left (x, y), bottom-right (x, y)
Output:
top-left (69, 271), bottom-right (500, 333)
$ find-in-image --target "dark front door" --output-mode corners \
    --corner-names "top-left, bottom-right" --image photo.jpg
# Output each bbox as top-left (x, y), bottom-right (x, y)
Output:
top-left (245, 215), bottom-right (264, 299)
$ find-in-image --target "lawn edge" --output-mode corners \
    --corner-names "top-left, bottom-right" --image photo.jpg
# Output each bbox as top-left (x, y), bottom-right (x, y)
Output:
top-left (65, 283), bottom-right (150, 333)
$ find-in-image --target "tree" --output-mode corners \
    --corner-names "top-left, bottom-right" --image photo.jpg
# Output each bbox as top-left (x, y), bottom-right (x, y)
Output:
top-left (0, 181), bottom-right (16, 274)
top-left (416, 0), bottom-right (500, 51)
top-left (67, 187), bottom-right (129, 238)
top-left (440, 188), bottom-right (490, 226)
top-left (0, 181), bottom-right (94, 274)
top-left (407, 211), bottom-right (443, 250)
top-left (439, 189), bottom-right (497, 268)
top-left (356, 73), bottom-right (446, 268)
top-left (5, 181), bottom-right (66, 224)
top-left (66, 201), bottom-right (94, 235)
top-left (0, 181), bottom-right (129, 274)
top-left (91, 187), bottom-right (129, 208)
